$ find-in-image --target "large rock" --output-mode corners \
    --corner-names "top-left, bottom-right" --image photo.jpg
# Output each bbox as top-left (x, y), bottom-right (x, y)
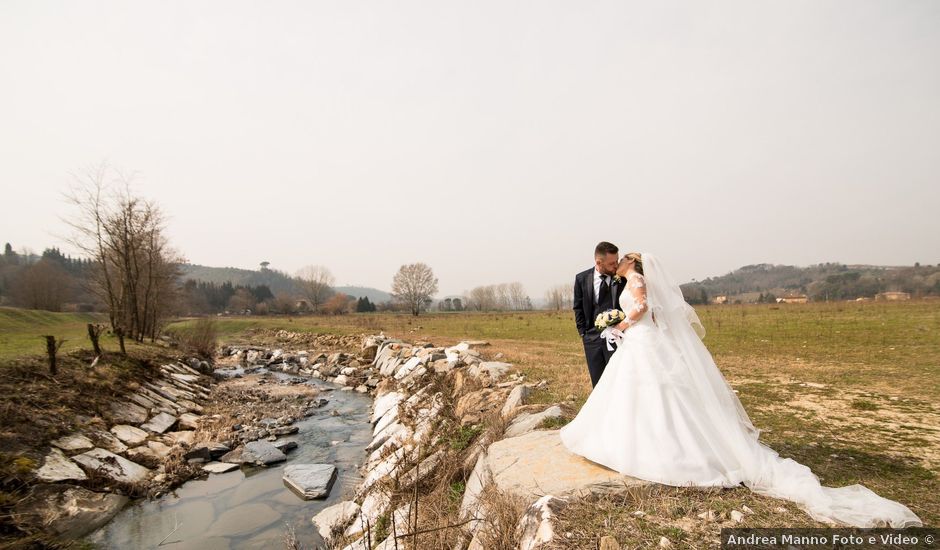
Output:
top-left (504, 406), bottom-right (564, 438)
top-left (178, 412), bottom-right (202, 430)
top-left (469, 361), bottom-right (512, 380)
top-left (110, 424), bottom-right (149, 446)
top-left (501, 384), bottom-right (532, 416)
top-left (485, 430), bottom-right (647, 500)
top-left (186, 442), bottom-right (231, 462)
top-left (35, 448), bottom-right (87, 483)
top-left (283, 464), bottom-right (337, 500)
top-left (312, 500), bottom-right (360, 540)
top-left (72, 448), bottom-right (151, 484)
top-left (371, 391), bottom-right (404, 424)
top-left (345, 489), bottom-right (391, 538)
top-left (86, 429), bottom-right (127, 454)
top-left (108, 401), bottom-right (149, 424)
top-left (51, 433), bottom-right (95, 453)
top-left (455, 388), bottom-right (507, 426)
top-left (13, 484), bottom-right (128, 539)
top-left (140, 412), bottom-right (177, 434)
top-left (164, 430), bottom-right (196, 447)
top-left (240, 440), bottom-right (287, 465)
top-left (127, 441), bottom-right (173, 463)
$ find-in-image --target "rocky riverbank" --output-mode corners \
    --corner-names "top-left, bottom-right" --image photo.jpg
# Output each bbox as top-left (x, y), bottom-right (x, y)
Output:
top-left (304, 334), bottom-right (647, 550)
top-left (12, 357), bottom-right (216, 540)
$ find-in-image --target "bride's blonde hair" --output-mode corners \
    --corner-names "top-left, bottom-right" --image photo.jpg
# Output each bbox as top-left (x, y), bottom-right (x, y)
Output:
top-left (622, 252), bottom-right (644, 275)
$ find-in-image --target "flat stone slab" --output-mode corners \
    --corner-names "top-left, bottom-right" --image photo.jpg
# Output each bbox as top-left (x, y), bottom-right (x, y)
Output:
top-left (504, 405), bottom-right (564, 438)
top-left (178, 412), bottom-right (202, 430)
top-left (485, 429), bottom-right (648, 500)
top-left (36, 448), bottom-right (87, 483)
top-left (202, 462), bottom-right (240, 474)
top-left (110, 425), bottom-right (149, 446)
top-left (72, 448), bottom-right (152, 484)
top-left (283, 464), bottom-right (337, 499)
top-left (140, 412), bottom-right (177, 434)
top-left (13, 484), bottom-right (128, 539)
top-left (51, 433), bottom-right (95, 453)
top-left (312, 500), bottom-right (360, 540)
top-left (109, 401), bottom-right (149, 424)
top-left (240, 440), bottom-right (287, 466)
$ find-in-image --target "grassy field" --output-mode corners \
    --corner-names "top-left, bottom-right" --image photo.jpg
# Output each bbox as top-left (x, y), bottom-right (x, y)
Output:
top-left (167, 300), bottom-right (940, 529)
top-left (3, 301), bottom-right (938, 534)
top-left (0, 307), bottom-right (112, 361)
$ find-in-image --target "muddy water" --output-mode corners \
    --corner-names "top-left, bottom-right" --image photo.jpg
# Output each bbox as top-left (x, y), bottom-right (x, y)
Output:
top-left (86, 378), bottom-right (372, 549)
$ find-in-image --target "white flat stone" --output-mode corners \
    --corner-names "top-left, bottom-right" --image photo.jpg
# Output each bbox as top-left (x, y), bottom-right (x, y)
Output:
top-left (202, 462), bottom-right (240, 474)
top-left (36, 448), bottom-right (87, 483)
top-left (140, 412), bottom-right (177, 434)
top-left (72, 448), bottom-right (151, 484)
top-left (504, 406), bottom-right (564, 438)
top-left (178, 412), bottom-right (202, 430)
top-left (485, 430), bottom-right (647, 500)
top-left (312, 500), bottom-right (360, 541)
top-left (51, 434), bottom-right (95, 453)
top-left (110, 425), bottom-right (149, 446)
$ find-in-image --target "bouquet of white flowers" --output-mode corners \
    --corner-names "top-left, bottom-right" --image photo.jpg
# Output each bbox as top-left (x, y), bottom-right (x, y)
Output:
top-left (594, 309), bottom-right (625, 330)
top-left (594, 309), bottom-right (626, 351)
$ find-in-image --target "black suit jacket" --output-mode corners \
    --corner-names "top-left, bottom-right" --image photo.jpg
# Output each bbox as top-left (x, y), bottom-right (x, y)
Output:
top-left (573, 267), bottom-right (626, 337)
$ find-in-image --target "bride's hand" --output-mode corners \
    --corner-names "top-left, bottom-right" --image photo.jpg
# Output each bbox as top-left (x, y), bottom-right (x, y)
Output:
top-left (614, 321), bottom-right (629, 332)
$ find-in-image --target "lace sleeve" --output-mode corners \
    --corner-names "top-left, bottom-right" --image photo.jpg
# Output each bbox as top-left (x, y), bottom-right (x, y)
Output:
top-left (624, 273), bottom-right (649, 326)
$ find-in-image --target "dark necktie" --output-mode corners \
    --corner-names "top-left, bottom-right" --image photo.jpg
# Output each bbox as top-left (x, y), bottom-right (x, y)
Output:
top-left (597, 275), bottom-right (611, 309)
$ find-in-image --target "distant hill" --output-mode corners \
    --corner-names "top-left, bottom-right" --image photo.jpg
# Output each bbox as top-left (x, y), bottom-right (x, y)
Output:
top-left (178, 264), bottom-right (391, 302)
top-left (333, 286), bottom-right (393, 303)
top-left (680, 262), bottom-right (940, 304)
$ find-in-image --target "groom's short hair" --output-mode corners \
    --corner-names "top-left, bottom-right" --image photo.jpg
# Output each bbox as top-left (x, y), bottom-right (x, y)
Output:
top-left (594, 241), bottom-right (619, 258)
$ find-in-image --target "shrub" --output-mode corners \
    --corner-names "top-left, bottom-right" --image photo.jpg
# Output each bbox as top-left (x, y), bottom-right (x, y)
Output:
top-left (177, 317), bottom-right (218, 359)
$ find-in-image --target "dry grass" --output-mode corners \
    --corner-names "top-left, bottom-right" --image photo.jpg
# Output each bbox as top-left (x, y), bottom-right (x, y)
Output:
top-left (183, 302), bottom-right (939, 542)
top-left (549, 484), bottom-right (824, 549)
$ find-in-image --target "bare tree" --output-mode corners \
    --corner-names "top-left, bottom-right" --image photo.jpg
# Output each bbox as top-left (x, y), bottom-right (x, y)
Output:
top-left (269, 292), bottom-right (297, 314)
top-left (295, 265), bottom-right (335, 312)
top-left (9, 259), bottom-right (71, 311)
top-left (323, 292), bottom-right (354, 315)
top-left (544, 284), bottom-right (574, 310)
top-left (392, 263), bottom-right (438, 316)
top-left (64, 163), bottom-right (182, 347)
top-left (466, 282), bottom-right (531, 311)
top-left (227, 288), bottom-right (255, 313)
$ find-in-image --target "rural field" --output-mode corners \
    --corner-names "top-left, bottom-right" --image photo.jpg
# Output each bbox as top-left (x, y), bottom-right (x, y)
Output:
top-left (3, 300), bottom-right (938, 545)
top-left (165, 300), bottom-right (940, 536)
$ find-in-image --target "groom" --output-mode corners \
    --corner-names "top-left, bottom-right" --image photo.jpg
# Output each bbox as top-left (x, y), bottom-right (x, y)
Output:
top-left (573, 241), bottom-right (625, 387)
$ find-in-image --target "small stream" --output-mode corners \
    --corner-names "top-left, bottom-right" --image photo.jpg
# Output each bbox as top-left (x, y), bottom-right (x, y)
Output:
top-left (87, 375), bottom-right (373, 549)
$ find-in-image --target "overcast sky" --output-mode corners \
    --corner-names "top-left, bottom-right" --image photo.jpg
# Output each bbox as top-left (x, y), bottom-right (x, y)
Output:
top-left (2, 1), bottom-right (938, 297)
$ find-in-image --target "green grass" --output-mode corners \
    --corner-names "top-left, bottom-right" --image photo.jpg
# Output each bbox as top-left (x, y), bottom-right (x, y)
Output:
top-left (0, 307), bottom-right (110, 361)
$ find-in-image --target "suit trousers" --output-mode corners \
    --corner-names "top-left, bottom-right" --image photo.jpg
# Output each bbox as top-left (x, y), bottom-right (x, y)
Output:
top-left (582, 330), bottom-right (615, 387)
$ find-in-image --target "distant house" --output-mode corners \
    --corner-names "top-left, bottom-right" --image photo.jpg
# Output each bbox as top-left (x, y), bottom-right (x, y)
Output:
top-left (776, 294), bottom-right (809, 304)
top-left (875, 291), bottom-right (911, 301)
top-left (714, 295), bottom-right (729, 305)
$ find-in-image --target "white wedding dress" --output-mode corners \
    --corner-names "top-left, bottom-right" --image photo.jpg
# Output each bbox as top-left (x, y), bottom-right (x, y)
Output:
top-left (560, 253), bottom-right (922, 528)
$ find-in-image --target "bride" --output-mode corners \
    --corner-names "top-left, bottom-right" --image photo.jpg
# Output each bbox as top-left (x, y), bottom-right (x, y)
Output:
top-left (559, 252), bottom-right (922, 528)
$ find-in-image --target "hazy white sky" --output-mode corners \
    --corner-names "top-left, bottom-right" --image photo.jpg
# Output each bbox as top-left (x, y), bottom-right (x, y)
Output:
top-left (2, 1), bottom-right (938, 297)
